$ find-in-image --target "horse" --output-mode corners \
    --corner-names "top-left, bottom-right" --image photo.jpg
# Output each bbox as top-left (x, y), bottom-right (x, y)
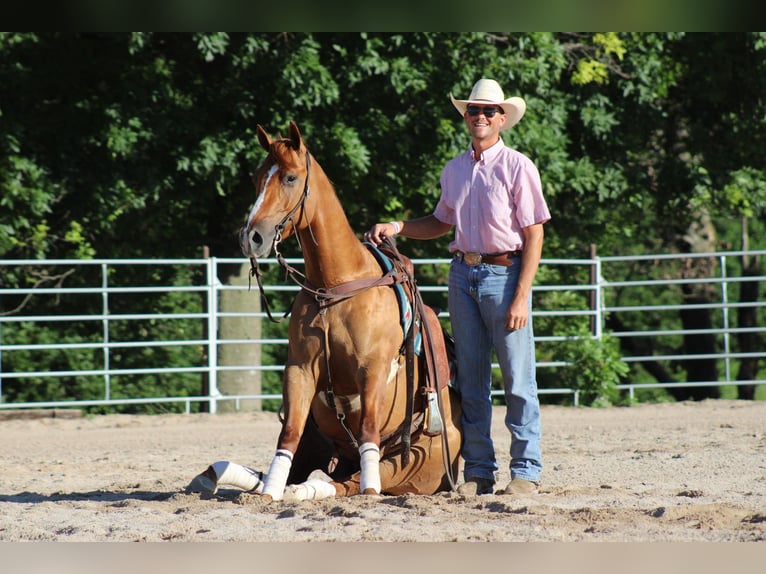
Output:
top-left (187, 121), bottom-right (462, 501)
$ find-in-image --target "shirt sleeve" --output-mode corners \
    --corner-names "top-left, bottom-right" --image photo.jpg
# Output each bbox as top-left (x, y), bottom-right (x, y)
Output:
top-left (433, 170), bottom-right (456, 225)
top-left (512, 154), bottom-right (551, 228)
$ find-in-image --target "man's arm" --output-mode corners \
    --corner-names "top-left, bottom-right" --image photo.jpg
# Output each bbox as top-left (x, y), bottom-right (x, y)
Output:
top-left (506, 223), bottom-right (544, 331)
top-left (365, 214), bottom-right (452, 245)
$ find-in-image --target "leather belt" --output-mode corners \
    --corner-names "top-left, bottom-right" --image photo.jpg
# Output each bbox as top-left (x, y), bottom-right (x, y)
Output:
top-left (454, 250), bottom-right (522, 267)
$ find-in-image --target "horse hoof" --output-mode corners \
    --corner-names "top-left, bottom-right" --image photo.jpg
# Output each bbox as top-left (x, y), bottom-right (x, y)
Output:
top-left (362, 488), bottom-right (382, 496)
top-left (282, 485), bottom-right (305, 502)
top-left (185, 470), bottom-right (217, 495)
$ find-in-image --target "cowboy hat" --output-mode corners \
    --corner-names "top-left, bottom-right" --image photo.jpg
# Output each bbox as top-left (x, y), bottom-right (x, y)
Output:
top-left (449, 78), bottom-right (526, 130)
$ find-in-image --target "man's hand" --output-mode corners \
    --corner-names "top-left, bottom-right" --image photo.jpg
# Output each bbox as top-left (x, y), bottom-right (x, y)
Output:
top-left (364, 222), bottom-right (398, 245)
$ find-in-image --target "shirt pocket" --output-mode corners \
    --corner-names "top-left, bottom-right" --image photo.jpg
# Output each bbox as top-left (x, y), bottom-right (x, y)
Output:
top-left (481, 180), bottom-right (513, 222)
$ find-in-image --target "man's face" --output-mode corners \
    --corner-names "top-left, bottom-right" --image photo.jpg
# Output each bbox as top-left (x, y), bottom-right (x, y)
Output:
top-left (464, 104), bottom-right (506, 140)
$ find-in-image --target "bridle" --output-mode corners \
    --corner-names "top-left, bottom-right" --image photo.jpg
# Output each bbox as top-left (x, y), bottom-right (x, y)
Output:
top-left (271, 150), bottom-right (316, 263)
top-left (248, 149), bottom-right (316, 322)
top-left (248, 149), bottom-right (403, 322)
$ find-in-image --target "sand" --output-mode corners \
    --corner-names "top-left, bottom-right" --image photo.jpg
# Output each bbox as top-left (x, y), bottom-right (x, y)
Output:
top-left (1, 399), bottom-right (764, 544)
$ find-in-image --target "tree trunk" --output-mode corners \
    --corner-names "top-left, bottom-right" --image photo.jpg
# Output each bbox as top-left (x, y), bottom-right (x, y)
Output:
top-left (677, 288), bottom-right (719, 400)
top-left (217, 262), bottom-right (262, 412)
top-left (671, 213), bottom-right (719, 401)
top-left (736, 226), bottom-right (761, 400)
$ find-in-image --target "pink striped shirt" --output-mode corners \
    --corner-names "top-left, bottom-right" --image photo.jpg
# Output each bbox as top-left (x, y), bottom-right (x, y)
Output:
top-left (433, 139), bottom-right (551, 254)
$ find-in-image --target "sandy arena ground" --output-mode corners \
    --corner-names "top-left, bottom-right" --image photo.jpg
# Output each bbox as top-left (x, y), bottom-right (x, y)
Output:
top-left (1, 399), bottom-right (764, 548)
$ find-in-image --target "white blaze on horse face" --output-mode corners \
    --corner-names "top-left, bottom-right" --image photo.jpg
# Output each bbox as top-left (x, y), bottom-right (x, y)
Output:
top-left (246, 163), bottom-right (279, 229)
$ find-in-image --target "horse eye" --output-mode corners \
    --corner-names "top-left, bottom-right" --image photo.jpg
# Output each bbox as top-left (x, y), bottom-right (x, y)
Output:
top-left (284, 174), bottom-right (298, 185)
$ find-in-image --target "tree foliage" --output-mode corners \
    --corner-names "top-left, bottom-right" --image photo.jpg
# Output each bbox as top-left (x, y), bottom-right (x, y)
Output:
top-left (3, 32), bottom-right (765, 261)
top-left (2, 33), bottom-right (765, 408)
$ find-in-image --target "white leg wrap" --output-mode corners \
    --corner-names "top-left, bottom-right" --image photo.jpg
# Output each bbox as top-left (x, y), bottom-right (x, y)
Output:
top-left (283, 478), bottom-right (337, 502)
top-left (186, 468), bottom-right (218, 495)
top-left (261, 449), bottom-right (293, 501)
top-left (359, 442), bottom-right (381, 494)
top-left (211, 461), bottom-right (265, 494)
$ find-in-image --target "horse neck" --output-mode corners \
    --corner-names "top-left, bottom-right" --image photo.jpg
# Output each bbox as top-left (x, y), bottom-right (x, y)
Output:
top-left (296, 165), bottom-right (376, 288)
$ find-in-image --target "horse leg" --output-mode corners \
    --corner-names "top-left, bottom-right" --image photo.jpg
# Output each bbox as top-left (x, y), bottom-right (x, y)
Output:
top-left (261, 364), bottom-right (316, 501)
top-left (282, 441), bottom-right (449, 500)
top-left (186, 413), bottom-right (352, 499)
top-left (281, 389), bottom-right (462, 500)
top-left (356, 367), bottom-right (392, 495)
top-left (186, 461), bottom-right (265, 495)
top-left (282, 377), bottom-right (389, 499)
top-left (358, 442), bottom-right (381, 494)
top-left (339, 386), bottom-right (462, 496)
top-left (286, 412), bottom-right (344, 483)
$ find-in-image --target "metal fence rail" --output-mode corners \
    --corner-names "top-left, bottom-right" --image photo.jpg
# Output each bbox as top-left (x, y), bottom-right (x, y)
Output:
top-left (1, 249), bottom-right (764, 411)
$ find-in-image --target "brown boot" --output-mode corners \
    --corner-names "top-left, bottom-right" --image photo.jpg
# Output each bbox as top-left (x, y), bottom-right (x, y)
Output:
top-left (497, 477), bottom-right (539, 495)
top-left (456, 477), bottom-right (495, 495)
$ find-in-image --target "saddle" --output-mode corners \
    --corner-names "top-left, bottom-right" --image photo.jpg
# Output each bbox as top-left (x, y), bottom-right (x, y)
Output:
top-left (364, 240), bottom-right (454, 393)
top-left (365, 239), bottom-right (456, 465)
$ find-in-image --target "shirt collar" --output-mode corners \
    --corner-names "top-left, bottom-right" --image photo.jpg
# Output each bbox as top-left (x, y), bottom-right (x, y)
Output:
top-left (469, 138), bottom-right (504, 164)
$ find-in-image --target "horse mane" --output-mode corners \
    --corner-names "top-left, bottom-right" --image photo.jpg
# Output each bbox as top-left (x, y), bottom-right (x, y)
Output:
top-left (268, 137), bottom-right (302, 162)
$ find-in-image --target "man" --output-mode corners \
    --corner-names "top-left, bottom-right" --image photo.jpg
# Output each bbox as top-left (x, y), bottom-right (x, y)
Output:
top-left (365, 78), bottom-right (550, 495)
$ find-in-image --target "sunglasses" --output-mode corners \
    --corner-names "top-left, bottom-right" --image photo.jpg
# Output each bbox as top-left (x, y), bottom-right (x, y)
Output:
top-left (466, 105), bottom-right (504, 118)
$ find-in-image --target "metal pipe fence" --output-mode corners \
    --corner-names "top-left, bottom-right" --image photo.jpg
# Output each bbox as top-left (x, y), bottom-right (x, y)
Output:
top-left (1, 249), bottom-right (764, 411)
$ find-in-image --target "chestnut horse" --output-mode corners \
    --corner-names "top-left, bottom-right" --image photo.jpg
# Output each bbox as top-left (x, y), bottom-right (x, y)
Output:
top-left (189, 122), bottom-right (462, 501)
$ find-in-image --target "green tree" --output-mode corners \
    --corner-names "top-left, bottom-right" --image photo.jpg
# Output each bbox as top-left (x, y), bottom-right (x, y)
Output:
top-left (2, 33), bottom-right (764, 408)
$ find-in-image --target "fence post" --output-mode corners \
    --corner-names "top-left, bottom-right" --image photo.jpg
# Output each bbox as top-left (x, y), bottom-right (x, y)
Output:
top-left (0, 291), bottom-right (3, 403)
top-left (720, 254), bottom-right (731, 382)
top-left (101, 262), bottom-right (111, 401)
top-left (206, 254), bottom-right (220, 413)
top-left (589, 244), bottom-right (602, 338)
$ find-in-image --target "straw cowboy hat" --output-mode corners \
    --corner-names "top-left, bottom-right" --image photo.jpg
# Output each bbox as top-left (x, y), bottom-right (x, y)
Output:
top-left (449, 78), bottom-right (526, 130)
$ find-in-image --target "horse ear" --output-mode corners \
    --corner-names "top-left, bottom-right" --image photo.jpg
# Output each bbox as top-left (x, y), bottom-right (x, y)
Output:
top-left (256, 124), bottom-right (272, 152)
top-left (288, 121), bottom-right (303, 150)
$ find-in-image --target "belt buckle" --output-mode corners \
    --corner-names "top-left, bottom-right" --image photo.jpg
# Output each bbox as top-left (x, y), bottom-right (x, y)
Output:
top-left (463, 252), bottom-right (482, 266)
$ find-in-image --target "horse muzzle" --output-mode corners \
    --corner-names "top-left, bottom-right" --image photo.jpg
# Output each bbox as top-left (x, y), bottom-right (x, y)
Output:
top-left (239, 225), bottom-right (272, 259)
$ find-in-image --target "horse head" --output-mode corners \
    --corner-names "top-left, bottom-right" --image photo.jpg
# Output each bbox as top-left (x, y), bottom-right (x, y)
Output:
top-left (239, 121), bottom-right (311, 259)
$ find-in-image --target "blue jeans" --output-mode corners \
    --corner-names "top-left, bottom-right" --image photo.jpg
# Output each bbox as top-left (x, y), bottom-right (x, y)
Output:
top-left (448, 258), bottom-right (543, 484)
